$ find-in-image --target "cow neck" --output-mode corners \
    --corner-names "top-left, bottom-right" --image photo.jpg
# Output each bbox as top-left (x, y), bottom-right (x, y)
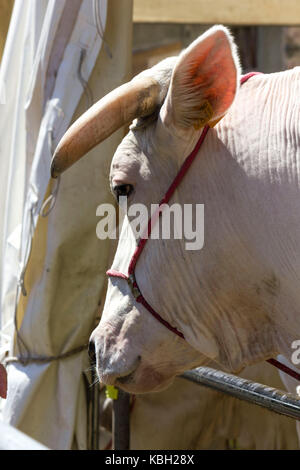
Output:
top-left (106, 72), bottom-right (300, 383)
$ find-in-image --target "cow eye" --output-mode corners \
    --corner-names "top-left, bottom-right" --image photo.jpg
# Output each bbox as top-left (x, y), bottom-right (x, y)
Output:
top-left (113, 184), bottom-right (134, 202)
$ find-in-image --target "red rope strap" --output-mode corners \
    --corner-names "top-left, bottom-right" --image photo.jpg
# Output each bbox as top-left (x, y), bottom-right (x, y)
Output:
top-left (267, 358), bottom-right (300, 382)
top-left (135, 294), bottom-right (185, 339)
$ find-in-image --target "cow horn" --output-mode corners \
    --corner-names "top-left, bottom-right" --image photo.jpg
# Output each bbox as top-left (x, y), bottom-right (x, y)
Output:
top-left (50, 76), bottom-right (160, 178)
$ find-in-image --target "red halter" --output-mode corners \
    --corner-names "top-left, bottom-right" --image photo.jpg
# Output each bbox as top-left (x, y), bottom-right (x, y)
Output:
top-left (107, 72), bottom-right (300, 383)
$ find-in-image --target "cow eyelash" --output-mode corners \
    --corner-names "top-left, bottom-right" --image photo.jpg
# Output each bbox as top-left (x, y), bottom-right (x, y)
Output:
top-left (113, 184), bottom-right (134, 202)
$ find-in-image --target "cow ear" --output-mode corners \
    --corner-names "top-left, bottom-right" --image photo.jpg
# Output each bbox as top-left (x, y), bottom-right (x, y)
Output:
top-left (161, 26), bottom-right (241, 130)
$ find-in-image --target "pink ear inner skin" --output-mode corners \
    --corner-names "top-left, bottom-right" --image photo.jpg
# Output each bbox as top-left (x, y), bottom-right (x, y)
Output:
top-left (180, 30), bottom-right (238, 120)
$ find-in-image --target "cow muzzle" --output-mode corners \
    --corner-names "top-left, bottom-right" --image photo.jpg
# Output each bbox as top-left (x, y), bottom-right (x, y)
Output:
top-left (88, 330), bottom-right (141, 386)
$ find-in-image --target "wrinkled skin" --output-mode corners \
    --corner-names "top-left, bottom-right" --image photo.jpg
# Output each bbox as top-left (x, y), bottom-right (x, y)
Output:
top-left (90, 27), bottom-right (300, 394)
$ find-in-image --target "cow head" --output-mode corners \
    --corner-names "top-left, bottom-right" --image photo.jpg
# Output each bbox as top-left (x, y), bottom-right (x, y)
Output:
top-left (52, 26), bottom-right (241, 393)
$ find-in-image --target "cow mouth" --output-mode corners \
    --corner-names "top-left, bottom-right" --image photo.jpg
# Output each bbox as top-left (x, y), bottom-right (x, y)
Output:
top-left (115, 364), bottom-right (175, 394)
top-left (117, 370), bottom-right (136, 385)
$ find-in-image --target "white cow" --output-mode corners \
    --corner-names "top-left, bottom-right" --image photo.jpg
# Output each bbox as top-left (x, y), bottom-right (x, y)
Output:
top-left (52, 26), bottom-right (300, 406)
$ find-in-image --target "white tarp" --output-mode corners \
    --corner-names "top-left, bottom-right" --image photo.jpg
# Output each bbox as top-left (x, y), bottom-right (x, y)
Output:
top-left (0, 421), bottom-right (48, 450)
top-left (0, 0), bottom-right (133, 449)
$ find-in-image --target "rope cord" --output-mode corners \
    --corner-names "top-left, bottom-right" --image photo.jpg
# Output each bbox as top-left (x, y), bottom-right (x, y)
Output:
top-left (77, 48), bottom-right (94, 110)
top-left (4, 344), bottom-right (87, 367)
top-left (93, 0), bottom-right (112, 59)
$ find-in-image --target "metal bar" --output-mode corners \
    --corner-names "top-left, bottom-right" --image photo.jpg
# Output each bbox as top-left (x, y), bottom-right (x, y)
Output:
top-left (112, 388), bottom-right (130, 450)
top-left (181, 367), bottom-right (300, 421)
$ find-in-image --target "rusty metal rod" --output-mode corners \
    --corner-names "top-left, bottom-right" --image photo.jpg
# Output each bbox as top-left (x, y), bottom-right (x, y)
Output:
top-left (112, 388), bottom-right (130, 450)
top-left (181, 367), bottom-right (300, 421)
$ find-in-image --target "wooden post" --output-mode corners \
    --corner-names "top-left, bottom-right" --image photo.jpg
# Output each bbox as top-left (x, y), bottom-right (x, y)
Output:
top-left (133, 0), bottom-right (300, 25)
top-left (86, 368), bottom-right (101, 450)
top-left (112, 389), bottom-right (131, 450)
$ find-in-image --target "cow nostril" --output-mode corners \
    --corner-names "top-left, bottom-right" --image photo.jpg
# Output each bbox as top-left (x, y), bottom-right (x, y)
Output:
top-left (88, 339), bottom-right (96, 364)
